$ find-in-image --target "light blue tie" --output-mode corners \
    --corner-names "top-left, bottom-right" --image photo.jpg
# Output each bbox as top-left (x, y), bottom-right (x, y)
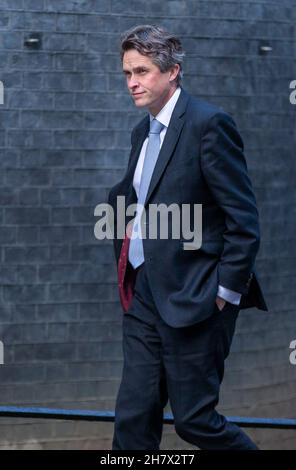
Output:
top-left (128, 118), bottom-right (165, 269)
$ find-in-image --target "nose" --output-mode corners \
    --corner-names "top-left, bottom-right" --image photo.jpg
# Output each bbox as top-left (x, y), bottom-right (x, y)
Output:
top-left (127, 75), bottom-right (140, 90)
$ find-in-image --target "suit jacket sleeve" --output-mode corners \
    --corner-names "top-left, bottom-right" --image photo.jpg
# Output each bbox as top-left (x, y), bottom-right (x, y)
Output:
top-left (200, 112), bottom-right (260, 295)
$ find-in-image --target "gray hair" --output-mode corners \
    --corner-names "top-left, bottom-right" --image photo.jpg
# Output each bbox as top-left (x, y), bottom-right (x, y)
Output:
top-left (120, 24), bottom-right (185, 86)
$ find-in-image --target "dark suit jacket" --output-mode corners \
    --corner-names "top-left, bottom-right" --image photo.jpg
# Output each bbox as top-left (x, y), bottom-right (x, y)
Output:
top-left (108, 86), bottom-right (268, 327)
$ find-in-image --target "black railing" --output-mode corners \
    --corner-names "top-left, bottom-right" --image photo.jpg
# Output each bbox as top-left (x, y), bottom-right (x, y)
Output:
top-left (0, 406), bottom-right (295, 430)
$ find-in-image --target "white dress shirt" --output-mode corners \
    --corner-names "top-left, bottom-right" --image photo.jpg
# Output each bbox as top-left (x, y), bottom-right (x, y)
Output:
top-left (132, 86), bottom-right (241, 306)
top-left (133, 87), bottom-right (182, 197)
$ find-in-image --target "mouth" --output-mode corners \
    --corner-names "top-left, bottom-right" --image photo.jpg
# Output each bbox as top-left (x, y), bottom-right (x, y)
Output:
top-left (132, 92), bottom-right (145, 97)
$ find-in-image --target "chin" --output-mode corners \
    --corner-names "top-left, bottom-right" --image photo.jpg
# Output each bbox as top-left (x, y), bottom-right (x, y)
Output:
top-left (135, 99), bottom-right (147, 107)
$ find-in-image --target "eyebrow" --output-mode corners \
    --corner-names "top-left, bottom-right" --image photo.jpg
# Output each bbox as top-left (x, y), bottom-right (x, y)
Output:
top-left (122, 66), bottom-right (149, 74)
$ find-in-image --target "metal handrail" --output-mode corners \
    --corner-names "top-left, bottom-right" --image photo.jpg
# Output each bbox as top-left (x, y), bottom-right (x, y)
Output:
top-left (0, 406), bottom-right (295, 429)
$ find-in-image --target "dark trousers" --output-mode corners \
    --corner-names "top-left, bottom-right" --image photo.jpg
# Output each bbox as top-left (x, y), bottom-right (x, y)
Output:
top-left (112, 262), bottom-right (258, 450)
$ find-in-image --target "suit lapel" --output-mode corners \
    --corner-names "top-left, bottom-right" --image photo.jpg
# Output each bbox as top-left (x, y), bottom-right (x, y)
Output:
top-left (122, 87), bottom-right (190, 207)
top-left (145, 88), bottom-right (189, 207)
top-left (114, 88), bottom-right (190, 261)
top-left (119, 116), bottom-right (149, 206)
top-left (126, 118), bottom-right (150, 187)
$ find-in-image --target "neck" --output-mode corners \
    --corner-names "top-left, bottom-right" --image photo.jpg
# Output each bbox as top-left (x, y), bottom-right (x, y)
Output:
top-left (148, 85), bottom-right (178, 117)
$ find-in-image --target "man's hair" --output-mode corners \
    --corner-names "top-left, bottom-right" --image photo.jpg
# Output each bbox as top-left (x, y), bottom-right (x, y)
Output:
top-left (120, 24), bottom-right (185, 87)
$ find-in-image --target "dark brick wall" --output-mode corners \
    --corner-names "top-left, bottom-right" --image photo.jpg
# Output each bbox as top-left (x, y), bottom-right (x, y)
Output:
top-left (0, 0), bottom-right (295, 449)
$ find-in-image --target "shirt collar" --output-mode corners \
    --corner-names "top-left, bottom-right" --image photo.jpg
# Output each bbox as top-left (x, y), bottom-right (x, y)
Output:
top-left (149, 86), bottom-right (181, 129)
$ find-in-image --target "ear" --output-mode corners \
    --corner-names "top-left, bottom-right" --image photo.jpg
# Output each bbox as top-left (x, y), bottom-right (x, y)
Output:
top-left (169, 63), bottom-right (180, 82)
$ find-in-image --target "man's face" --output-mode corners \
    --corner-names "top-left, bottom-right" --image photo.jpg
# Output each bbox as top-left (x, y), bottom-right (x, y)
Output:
top-left (122, 49), bottom-right (179, 116)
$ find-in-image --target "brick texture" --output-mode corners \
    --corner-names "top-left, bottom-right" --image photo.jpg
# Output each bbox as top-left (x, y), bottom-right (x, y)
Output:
top-left (0, 0), bottom-right (295, 450)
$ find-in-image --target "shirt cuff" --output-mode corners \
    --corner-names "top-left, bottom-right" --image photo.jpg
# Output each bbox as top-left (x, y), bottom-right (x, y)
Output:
top-left (217, 285), bottom-right (242, 306)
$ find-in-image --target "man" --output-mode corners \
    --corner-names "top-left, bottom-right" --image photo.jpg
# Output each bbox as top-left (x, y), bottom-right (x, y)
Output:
top-left (107, 24), bottom-right (268, 450)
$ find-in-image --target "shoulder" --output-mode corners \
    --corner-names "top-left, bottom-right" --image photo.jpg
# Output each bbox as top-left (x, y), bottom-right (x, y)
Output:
top-left (182, 91), bottom-right (243, 148)
top-left (184, 91), bottom-right (236, 130)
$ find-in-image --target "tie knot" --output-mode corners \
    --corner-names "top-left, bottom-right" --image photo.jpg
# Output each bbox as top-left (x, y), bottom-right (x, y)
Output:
top-left (149, 118), bottom-right (164, 135)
